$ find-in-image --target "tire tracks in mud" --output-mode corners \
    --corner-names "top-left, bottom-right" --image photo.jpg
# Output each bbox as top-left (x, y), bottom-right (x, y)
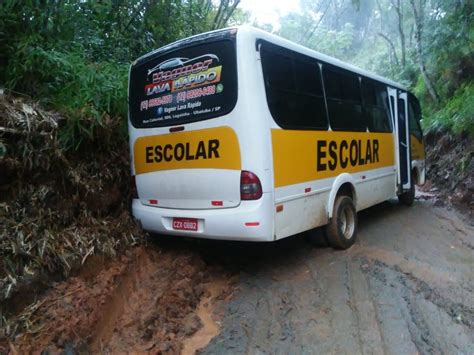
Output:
top-left (364, 258), bottom-right (471, 353)
top-left (203, 200), bottom-right (474, 354)
top-left (203, 249), bottom-right (473, 354)
top-left (362, 236), bottom-right (474, 352)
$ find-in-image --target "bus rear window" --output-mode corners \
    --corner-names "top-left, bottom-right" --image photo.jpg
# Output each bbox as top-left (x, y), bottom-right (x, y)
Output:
top-left (129, 39), bottom-right (237, 128)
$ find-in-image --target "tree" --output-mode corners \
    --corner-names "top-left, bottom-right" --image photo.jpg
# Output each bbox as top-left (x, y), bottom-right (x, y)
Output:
top-left (212, 0), bottom-right (241, 29)
top-left (409, 0), bottom-right (440, 103)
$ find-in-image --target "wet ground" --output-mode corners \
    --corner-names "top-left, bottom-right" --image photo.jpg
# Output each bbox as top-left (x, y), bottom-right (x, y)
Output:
top-left (203, 199), bottom-right (474, 354)
top-left (5, 197), bottom-right (474, 354)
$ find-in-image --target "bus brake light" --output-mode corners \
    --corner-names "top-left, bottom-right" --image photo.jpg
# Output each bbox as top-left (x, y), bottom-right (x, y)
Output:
top-left (240, 171), bottom-right (262, 200)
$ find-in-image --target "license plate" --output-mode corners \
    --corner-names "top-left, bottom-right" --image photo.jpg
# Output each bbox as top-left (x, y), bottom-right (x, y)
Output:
top-left (172, 218), bottom-right (198, 231)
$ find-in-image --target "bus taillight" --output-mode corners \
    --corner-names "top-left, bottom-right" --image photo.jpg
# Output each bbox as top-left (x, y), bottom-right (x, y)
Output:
top-left (240, 171), bottom-right (262, 200)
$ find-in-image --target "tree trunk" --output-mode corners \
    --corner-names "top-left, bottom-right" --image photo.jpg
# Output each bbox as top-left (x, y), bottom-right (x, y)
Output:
top-left (378, 32), bottom-right (400, 67)
top-left (302, 0), bottom-right (331, 45)
top-left (212, 0), bottom-right (226, 29)
top-left (391, 0), bottom-right (406, 67)
top-left (219, 0), bottom-right (240, 28)
top-left (409, 0), bottom-right (439, 104)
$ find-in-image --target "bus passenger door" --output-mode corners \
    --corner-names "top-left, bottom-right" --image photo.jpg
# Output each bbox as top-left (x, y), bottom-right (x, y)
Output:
top-left (388, 89), bottom-right (411, 192)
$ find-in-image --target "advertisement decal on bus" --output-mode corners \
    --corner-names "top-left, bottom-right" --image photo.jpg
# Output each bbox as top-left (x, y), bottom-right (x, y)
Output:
top-left (129, 40), bottom-right (237, 128)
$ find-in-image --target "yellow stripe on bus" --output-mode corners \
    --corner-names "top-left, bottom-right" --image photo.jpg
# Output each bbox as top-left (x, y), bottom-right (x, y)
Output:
top-left (271, 129), bottom-right (395, 187)
top-left (410, 134), bottom-right (425, 160)
top-left (134, 126), bottom-right (241, 175)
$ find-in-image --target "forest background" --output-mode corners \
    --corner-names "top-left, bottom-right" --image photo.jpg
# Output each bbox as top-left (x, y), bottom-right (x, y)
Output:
top-left (1, 0), bottom-right (472, 147)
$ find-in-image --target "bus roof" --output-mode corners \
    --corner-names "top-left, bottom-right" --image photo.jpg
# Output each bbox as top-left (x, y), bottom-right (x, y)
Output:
top-left (134, 25), bottom-right (408, 92)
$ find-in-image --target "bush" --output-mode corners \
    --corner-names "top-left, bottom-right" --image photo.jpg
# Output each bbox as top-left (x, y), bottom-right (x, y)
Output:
top-left (4, 39), bottom-right (129, 150)
top-left (423, 83), bottom-right (474, 136)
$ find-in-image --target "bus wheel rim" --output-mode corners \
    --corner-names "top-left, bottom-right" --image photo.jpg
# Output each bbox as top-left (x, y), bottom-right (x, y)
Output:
top-left (341, 205), bottom-right (355, 240)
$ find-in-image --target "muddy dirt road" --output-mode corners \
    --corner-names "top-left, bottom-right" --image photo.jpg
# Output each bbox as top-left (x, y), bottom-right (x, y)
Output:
top-left (203, 199), bottom-right (474, 354)
top-left (5, 198), bottom-right (474, 354)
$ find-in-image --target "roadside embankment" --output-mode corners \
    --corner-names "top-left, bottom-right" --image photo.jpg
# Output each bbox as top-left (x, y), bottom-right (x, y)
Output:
top-left (0, 93), bottom-right (141, 340)
top-left (421, 130), bottom-right (473, 218)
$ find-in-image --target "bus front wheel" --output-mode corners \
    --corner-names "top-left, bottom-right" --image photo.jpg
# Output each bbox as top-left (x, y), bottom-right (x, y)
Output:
top-left (326, 195), bottom-right (358, 250)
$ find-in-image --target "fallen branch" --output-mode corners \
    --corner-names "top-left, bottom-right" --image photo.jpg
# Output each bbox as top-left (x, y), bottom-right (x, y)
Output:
top-left (0, 126), bottom-right (52, 137)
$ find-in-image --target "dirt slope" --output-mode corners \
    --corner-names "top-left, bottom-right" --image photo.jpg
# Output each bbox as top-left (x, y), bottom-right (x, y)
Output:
top-left (423, 131), bottom-right (473, 216)
top-left (0, 93), bottom-right (140, 313)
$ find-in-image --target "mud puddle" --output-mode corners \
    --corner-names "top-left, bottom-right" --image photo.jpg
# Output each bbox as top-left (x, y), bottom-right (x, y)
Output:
top-left (182, 279), bottom-right (232, 355)
top-left (6, 244), bottom-right (233, 354)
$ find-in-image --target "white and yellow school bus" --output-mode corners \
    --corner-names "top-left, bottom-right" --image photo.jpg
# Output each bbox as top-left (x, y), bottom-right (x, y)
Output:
top-left (128, 26), bottom-right (425, 249)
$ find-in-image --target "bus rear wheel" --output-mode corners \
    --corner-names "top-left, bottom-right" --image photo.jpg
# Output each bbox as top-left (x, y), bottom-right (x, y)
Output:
top-left (326, 195), bottom-right (358, 250)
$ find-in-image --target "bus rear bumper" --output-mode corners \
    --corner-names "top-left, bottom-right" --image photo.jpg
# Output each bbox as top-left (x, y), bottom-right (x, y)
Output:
top-left (131, 193), bottom-right (274, 242)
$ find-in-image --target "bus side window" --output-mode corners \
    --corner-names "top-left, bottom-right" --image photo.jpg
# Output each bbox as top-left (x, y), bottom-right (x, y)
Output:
top-left (263, 51), bottom-right (293, 91)
top-left (408, 94), bottom-right (423, 140)
top-left (361, 78), bottom-right (392, 132)
top-left (398, 97), bottom-right (406, 123)
top-left (323, 66), bottom-right (366, 132)
top-left (260, 43), bottom-right (328, 130)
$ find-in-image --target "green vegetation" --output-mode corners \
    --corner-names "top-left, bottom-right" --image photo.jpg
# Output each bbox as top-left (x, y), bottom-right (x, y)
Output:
top-left (0, 0), bottom-right (246, 150)
top-left (271, 0), bottom-right (473, 136)
top-left (1, 1), bottom-right (472, 139)
top-left (8, 46), bottom-right (128, 149)
top-left (0, 1), bottom-right (472, 138)
top-left (424, 83), bottom-right (474, 136)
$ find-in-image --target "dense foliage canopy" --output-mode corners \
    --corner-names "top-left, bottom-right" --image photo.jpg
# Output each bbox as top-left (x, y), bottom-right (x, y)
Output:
top-left (0, 0), bottom-right (246, 149)
top-left (0, 0), bottom-right (472, 148)
top-left (272, 0), bottom-right (473, 135)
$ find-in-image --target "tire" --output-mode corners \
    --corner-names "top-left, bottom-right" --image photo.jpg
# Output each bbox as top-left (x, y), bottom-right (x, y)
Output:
top-left (325, 195), bottom-right (358, 250)
top-left (398, 176), bottom-right (415, 206)
top-left (306, 227), bottom-right (329, 247)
